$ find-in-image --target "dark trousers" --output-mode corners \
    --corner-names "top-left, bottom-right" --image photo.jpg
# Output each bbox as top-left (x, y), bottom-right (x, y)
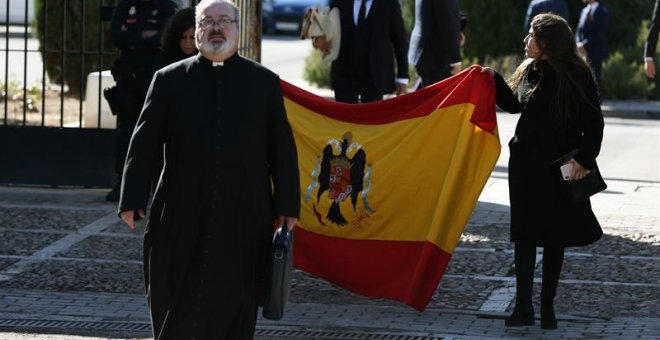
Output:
top-left (419, 69), bottom-right (452, 88)
top-left (334, 79), bottom-right (382, 104)
top-left (513, 242), bottom-right (565, 302)
top-left (589, 57), bottom-right (604, 93)
top-left (110, 78), bottom-right (151, 184)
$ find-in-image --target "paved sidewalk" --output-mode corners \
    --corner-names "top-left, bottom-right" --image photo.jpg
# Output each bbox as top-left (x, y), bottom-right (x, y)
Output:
top-left (0, 114), bottom-right (658, 339)
top-left (0, 173), bottom-right (658, 339)
top-left (1, 289), bottom-right (659, 339)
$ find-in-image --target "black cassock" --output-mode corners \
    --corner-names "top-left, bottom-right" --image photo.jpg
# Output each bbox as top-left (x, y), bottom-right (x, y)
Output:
top-left (118, 53), bottom-right (300, 339)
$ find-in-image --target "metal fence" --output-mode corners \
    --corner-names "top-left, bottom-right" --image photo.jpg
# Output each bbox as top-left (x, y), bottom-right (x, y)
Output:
top-left (0, 0), bottom-right (262, 187)
top-left (1, 0), bottom-right (261, 129)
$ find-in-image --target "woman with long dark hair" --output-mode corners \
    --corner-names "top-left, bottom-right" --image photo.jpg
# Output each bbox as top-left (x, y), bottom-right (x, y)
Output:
top-left (487, 13), bottom-right (604, 329)
top-left (157, 7), bottom-right (197, 69)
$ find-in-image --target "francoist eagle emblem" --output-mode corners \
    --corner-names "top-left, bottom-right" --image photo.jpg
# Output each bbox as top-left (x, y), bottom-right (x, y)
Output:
top-left (304, 132), bottom-right (375, 226)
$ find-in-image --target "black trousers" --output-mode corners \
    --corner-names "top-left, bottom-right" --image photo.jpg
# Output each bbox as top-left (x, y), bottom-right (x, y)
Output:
top-left (513, 242), bottom-right (565, 301)
top-left (333, 77), bottom-right (382, 104)
top-left (419, 68), bottom-right (452, 88)
top-left (110, 78), bottom-right (151, 184)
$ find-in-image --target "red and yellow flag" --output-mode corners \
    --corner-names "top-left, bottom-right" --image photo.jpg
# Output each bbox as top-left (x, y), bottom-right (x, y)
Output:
top-left (281, 65), bottom-right (500, 311)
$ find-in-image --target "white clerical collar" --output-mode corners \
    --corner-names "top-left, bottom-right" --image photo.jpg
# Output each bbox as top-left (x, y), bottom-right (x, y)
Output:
top-left (212, 61), bottom-right (224, 67)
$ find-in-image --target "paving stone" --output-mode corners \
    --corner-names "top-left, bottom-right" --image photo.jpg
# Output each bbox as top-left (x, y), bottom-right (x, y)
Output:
top-left (0, 231), bottom-right (63, 256)
top-left (581, 232), bottom-right (660, 257)
top-left (560, 255), bottom-right (660, 283)
top-left (458, 224), bottom-right (512, 249)
top-left (0, 207), bottom-right (107, 231)
top-left (100, 221), bottom-right (146, 235)
top-left (0, 259), bottom-right (18, 271)
top-left (554, 284), bottom-right (660, 319)
top-left (0, 260), bottom-right (143, 293)
top-left (446, 251), bottom-right (512, 277)
top-left (432, 278), bottom-right (499, 311)
top-left (55, 236), bottom-right (142, 262)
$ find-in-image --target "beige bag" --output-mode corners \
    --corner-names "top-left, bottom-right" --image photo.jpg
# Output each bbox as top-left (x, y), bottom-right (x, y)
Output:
top-left (300, 5), bottom-right (341, 62)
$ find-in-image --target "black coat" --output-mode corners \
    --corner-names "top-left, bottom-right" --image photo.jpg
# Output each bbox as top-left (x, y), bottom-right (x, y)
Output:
top-left (494, 60), bottom-right (604, 247)
top-left (408, 0), bottom-right (462, 84)
top-left (329, 0), bottom-right (409, 95)
top-left (118, 53), bottom-right (300, 338)
top-left (645, 0), bottom-right (660, 59)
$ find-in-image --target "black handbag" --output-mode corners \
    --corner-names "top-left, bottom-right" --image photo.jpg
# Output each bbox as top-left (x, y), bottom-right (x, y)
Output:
top-left (262, 227), bottom-right (293, 320)
top-left (554, 149), bottom-right (607, 205)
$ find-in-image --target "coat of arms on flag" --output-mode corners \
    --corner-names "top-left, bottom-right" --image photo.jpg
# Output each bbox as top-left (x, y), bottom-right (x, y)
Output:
top-left (280, 65), bottom-right (500, 311)
top-left (305, 132), bottom-right (375, 227)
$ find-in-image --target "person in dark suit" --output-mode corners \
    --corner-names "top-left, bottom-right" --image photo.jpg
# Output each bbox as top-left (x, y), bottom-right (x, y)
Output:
top-left (575, 0), bottom-right (609, 88)
top-left (523, 0), bottom-right (569, 34)
top-left (408, 0), bottom-right (462, 88)
top-left (313, 0), bottom-right (409, 103)
top-left (644, 0), bottom-right (660, 78)
top-left (487, 13), bottom-right (604, 330)
top-left (118, 0), bottom-right (300, 338)
top-left (105, 0), bottom-right (177, 202)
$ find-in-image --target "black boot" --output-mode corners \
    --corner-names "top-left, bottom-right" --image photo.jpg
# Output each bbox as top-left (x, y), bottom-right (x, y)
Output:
top-left (505, 299), bottom-right (535, 326)
top-left (505, 242), bottom-right (537, 327)
top-left (540, 246), bottom-right (564, 330)
top-left (540, 298), bottom-right (557, 329)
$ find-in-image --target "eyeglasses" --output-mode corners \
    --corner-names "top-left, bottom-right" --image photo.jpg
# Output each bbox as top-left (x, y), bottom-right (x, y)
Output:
top-left (197, 17), bottom-right (238, 29)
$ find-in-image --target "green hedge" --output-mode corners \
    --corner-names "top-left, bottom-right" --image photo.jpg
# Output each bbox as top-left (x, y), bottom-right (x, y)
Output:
top-left (34, 0), bottom-right (117, 95)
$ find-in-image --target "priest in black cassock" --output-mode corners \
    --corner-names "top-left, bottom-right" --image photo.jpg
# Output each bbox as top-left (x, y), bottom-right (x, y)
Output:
top-left (117, 0), bottom-right (300, 338)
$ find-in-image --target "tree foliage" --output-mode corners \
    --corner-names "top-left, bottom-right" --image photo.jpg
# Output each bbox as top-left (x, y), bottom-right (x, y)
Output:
top-left (460, 0), bottom-right (650, 62)
top-left (34, 0), bottom-right (117, 95)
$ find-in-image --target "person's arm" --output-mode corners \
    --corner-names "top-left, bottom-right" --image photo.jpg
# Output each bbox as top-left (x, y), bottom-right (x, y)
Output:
top-left (492, 71), bottom-right (522, 114)
top-left (139, 3), bottom-right (177, 49)
top-left (573, 72), bottom-right (604, 171)
top-left (645, 0), bottom-right (660, 78)
top-left (269, 78), bottom-right (301, 227)
top-left (433, 0), bottom-right (462, 71)
top-left (390, 0), bottom-right (409, 87)
top-left (111, 2), bottom-right (142, 49)
top-left (312, 1), bottom-right (337, 55)
top-left (118, 71), bottom-right (168, 227)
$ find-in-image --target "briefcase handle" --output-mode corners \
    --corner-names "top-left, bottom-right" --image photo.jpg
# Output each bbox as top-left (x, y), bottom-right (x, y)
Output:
top-left (272, 227), bottom-right (291, 255)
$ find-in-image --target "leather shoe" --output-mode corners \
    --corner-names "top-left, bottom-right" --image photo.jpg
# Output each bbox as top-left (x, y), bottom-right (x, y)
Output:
top-left (505, 302), bottom-right (535, 327)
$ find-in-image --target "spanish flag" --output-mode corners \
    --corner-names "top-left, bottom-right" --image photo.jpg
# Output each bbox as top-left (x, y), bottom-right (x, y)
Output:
top-left (281, 65), bottom-right (500, 311)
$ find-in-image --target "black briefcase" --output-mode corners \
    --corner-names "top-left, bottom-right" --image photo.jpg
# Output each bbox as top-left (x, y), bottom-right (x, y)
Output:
top-left (262, 227), bottom-right (293, 320)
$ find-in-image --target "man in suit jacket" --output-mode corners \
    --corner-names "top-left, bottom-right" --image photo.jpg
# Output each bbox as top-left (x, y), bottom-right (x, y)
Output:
top-left (314, 0), bottom-right (409, 103)
top-left (408, 0), bottom-right (462, 88)
top-left (645, 0), bottom-right (660, 78)
top-left (524, 0), bottom-right (569, 34)
top-left (118, 0), bottom-right (300, 338)
top-left (576, 0), bottom-right (609, 88)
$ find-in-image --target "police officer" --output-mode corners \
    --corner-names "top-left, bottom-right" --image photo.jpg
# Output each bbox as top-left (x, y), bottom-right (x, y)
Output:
top-left (106, 0), bottom-right (177, 201)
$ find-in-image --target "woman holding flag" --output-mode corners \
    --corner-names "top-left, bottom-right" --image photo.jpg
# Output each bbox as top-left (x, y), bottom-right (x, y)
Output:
top-left (485, 13), bottom-right (604, 329)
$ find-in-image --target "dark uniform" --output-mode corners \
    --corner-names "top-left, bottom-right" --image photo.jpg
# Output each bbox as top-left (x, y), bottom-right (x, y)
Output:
top-left (106, 0), bottom-right (177, 201)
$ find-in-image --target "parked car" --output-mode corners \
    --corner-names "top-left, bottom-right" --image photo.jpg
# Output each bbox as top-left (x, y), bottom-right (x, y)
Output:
top-left (263, 0), bottom-right (328, 34)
